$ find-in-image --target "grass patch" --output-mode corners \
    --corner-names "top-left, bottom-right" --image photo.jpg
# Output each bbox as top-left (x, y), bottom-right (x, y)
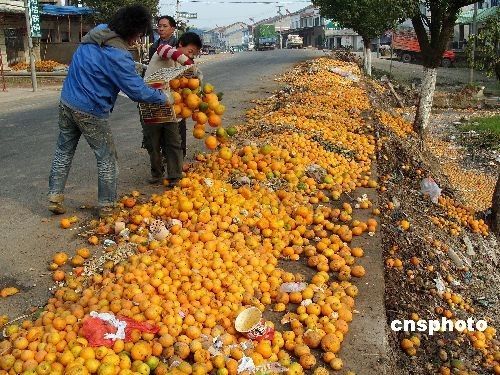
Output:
top-left (459, 115), bottom-right (500, 150)
top-left (461, 115), bottom-right (500, 135)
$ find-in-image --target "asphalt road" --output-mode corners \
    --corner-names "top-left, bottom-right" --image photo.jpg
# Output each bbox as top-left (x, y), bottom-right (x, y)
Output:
top-left (0, 49), bottom-right (323, 318)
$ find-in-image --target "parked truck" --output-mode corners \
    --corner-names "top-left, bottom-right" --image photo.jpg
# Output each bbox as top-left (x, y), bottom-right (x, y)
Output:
top-left (253, 24), bottom-right (277, 51)
top-left (286, 34), bottom-right (303, 49)
top-left (392, 30), bottom-right (456, 68)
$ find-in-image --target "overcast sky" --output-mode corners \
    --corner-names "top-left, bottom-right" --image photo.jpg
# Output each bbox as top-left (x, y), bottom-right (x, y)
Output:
top-left (159, 0), bottom-right (312, 30)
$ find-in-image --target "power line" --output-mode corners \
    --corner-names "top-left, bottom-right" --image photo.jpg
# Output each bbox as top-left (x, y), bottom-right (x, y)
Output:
top-left (180, 0), bottom-right (310, 3)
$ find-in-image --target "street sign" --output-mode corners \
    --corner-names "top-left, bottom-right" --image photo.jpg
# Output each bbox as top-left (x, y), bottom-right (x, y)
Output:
top-left (326, 21), bottom-right (342, 30)
top-left (27, 0), bottom-right (41, 38)
top-left (178, 12), bottom-right (198, 19)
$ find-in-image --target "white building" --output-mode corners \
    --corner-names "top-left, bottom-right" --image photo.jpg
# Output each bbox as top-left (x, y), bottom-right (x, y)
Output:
top-left (454, 1), bottom-right (498, 49)
top-left (324, 22), bottom-right (363, 50)
top-left (219, 22), bottom-right (248, 50)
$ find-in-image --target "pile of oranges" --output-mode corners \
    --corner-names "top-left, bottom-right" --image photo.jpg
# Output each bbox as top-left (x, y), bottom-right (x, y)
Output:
top-left (0, 56), bottom-right (378, 375)
top-left (168, 77), bottom-right (235, 151)
top-left (4, 57), bottom-right (495, 375)
top-left (375, 110), bottom-right (414, 138)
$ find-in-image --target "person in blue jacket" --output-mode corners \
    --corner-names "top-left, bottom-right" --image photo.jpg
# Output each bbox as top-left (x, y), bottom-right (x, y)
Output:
top-left (48, 5), bottom-right (171, 218)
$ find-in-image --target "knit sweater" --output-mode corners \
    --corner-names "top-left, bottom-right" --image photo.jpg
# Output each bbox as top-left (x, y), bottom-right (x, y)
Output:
top-left (143, 44), bottom-right (193, 80)
top-left (157, 44), bottom-right (194, 66)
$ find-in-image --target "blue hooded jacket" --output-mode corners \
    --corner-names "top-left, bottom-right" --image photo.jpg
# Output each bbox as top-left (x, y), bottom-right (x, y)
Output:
top-left (61, 25), bottom-right (166, 118)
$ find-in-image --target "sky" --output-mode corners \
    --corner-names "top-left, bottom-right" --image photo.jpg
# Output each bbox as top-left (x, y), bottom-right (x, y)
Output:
top-left (159, 0), bottom-right (312, 30)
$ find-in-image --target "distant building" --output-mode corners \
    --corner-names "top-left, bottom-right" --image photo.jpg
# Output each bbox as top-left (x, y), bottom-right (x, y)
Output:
top-left (202, 27), bottom-right (224, 49)
top-left (203, 22), bottom-right (248, 51)
top-left (222, 22), bottom-right (248, 49)
top-left (454, 1), bottom-right (498, 50)
top-left (324, 21), bottom-right (362, 51)
top-left (1, 1), bottom-right (93, 70)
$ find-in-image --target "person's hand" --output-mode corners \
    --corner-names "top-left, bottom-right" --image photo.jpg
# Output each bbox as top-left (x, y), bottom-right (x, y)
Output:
top-left (164, 91), bottom-right (175, 105)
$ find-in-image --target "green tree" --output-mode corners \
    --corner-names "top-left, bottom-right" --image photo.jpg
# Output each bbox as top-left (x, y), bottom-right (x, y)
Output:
top-left (401, 0), bottom-right (476, 139)
top-left (312, 0), bottom-right (406, 75)
top-left (82, 0), bottom-right (159, 25)
top-left (466, 8), bottom-right (500, 80)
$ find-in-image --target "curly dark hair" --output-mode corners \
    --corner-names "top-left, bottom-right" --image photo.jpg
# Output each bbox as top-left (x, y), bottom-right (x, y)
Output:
top-left (108, 5), bottom-right (153, 40)
top-left (177, 32), bottom-right (202, 49)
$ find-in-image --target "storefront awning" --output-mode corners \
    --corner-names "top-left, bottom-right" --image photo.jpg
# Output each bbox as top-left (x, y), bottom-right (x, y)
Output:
top-left (456, 6), bottom-right (498, 24)
top-left (41, 5), bottom-right (93, 16)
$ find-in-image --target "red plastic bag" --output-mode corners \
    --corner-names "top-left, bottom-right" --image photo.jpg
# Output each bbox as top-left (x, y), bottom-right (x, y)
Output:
top-left (81, 312), bottom-right (159, 347)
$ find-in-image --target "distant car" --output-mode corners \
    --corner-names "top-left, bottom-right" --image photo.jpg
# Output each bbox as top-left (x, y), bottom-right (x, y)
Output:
top-left (286, 34), bottom-right (303, 49)
top-left (201, 45), bottom-right (218, 55)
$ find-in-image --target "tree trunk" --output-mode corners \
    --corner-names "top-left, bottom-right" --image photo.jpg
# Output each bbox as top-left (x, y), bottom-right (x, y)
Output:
top-left (492, 174), bottom-right (500, 236)
top-left (366, 44), bottom-right (372, 76)
top-left (362, 39), bottom-right (372, 76)
top-left (362, 44), bottom-right (367, 72)
top-left (413, 67), bottom-right (437, 138)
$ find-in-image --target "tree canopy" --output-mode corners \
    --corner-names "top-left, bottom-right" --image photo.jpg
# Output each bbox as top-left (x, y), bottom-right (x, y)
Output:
top-left (466, 8), bottom-right (500, 80)
top-left (82, 0), bottom-right (159, 25)
top-left (401, 0), bottom-right (478, 67)
top-left (312, 0), bottom-right (406, 43)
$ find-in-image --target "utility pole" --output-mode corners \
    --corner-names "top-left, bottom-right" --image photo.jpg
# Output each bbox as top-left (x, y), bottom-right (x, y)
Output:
top-left (469, 2), bottom-right (477, 85)
top-left (175, 0), bottom-right (180, 38)
top-left (24, 0), bottom-right (38, 92)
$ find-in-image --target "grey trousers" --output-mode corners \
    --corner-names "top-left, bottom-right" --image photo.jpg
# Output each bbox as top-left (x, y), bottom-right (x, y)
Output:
top-left (141, 119), bottom-right (185, 180)
top-left (50, 102), bottom-right (118, 207)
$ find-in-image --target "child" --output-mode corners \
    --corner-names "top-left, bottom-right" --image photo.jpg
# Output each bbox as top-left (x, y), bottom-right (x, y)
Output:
top-left (142, 32), bottom-right (202, 186)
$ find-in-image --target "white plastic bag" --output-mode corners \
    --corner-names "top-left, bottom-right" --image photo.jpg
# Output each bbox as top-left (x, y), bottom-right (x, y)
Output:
top-left (420, 177), bottom-right (442, 204)
top-left (280, 282), bottom-right (307, 293)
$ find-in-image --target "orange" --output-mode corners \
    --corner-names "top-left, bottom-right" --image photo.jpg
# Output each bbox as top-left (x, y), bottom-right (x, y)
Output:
top-left (208, 114), bottom-right (222, 128)
top-left (52, 270), bottom-right (65, 282)
top-left (181, 106), bottom-right (193, 119)
top-left (60, 218), bottom-right (71, 229)
top-left (196, 112), bottom-right (208, 125)
top-left (193, 127), bottom-right (205, 139)
top-left (130, 341), bottom-right (152, 361)
top-left (76, 247), bottom-right (90, 259)
top-left (255, 340), bottom-right (273, 359)
top-left (203, 83), bottom-right (214, 94)
top-left (188, 78), bottom-right (200, 90)
top-left (53, 252), bottom-right (68, 266)
top-left (204, 136), bottom-right (218, 150)
top-left (214, 104), bottom-right (225, 115)
top-left (218, 147), bottom-right (232, 160)
top-left (179, 77), bottom-right (189, 88)
top-left (169, 79), bottom-right (181, 90)
top-left (173, 104), bottom-right (182, 116)
top-left (208, 99), bottom-right (219, 111)
top-left (185, 93), bottom-right (201, 110)
top-left (172, 91), bottom-right (182, 104)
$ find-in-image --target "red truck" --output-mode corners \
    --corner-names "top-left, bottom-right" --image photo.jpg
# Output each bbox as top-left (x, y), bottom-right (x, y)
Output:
top-left (392, 30), bottom-right (456, 68)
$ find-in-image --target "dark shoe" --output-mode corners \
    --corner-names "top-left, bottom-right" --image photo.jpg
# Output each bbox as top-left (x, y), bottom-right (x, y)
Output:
top-left (48, 202), bottom-right (66, 215)
top-left (48, 194), bottom-right (66, 215)
top-left (148, 176), bottom-right (162, 184)
top-left (165, 178), bottom-right (181, 189)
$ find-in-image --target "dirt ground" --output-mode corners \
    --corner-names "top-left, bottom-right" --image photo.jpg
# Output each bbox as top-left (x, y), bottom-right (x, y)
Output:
top-left (364, 60), bottom-right (500, 374)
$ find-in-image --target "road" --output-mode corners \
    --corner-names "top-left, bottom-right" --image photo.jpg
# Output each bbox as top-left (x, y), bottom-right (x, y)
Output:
top-left (0, 49), bottom-right (323, 319)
